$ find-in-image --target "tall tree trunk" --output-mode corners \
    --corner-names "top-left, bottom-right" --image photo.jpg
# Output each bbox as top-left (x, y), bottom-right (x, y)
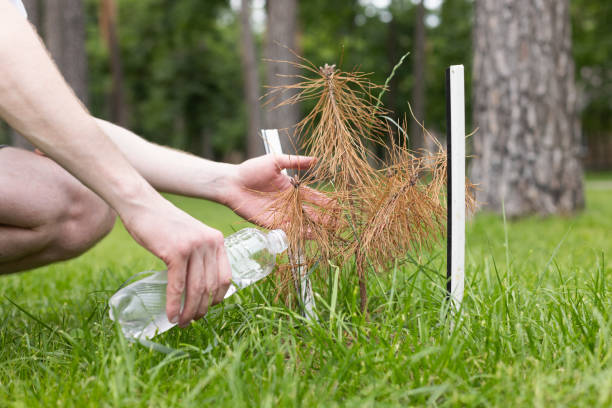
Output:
top-left (10, 0), bottom-right (40, 149)
top-left (410, 0), bottom-right (426, 153)
top-left (22, 0), bottom-right (40, 27)
top-left (383, 9), bottom-right (399, 162)
top-left (100, 0), bottom-right (128, 126)
top-left (44, 0), bottom-right (89, 107)
top-left (240, 0), bottom-right (264, 158)
top-left (385, 14), bottom-right (398, 115)
top-left (470, 0), bottom-right (584, 217)
top-left (264, 0), bottom-right (300, 155)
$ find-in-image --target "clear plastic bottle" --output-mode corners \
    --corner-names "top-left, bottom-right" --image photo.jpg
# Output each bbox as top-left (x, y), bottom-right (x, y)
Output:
top-left (109, 228), bottom-right (288, 340)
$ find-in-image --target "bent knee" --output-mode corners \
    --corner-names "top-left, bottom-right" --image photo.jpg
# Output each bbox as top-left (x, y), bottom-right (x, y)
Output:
top-left (50, 180), bottom-right (116, 260)
top-left (0, 150), bottom-right (117, 268)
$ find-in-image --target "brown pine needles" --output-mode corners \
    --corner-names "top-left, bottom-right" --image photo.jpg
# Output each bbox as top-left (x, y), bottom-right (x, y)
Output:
top-left (261, 56), bottom-right (475, 313)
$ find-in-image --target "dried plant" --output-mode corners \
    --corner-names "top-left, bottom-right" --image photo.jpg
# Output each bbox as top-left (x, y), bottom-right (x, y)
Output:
top-left (265, 58), bottom-right (387, 193)
top-left (259, 174), bottom-right (345, 304)
top-left (262, 55), bottom-right (475, 313)
top-left (360, 130), bottom-right (447, 267)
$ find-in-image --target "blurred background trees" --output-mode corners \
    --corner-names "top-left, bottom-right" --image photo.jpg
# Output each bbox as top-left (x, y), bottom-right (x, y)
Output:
top-left (264, 0), bottom-right (300, 155)
top-left (239, 0), bottom-right (263, 158)
top-left (46, 0), bottom-right (89, 106)
top-left (0, 0), bottom-right (610, 215)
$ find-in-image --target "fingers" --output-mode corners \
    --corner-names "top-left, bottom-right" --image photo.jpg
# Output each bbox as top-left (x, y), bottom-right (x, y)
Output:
top-left (165, 229), bottom-right (229, 327)
top-left (301, 186), bottom-right (334, 208)
top-left (166, 258), bottom-right (188, 325)
top-left (179, 252), bottom-right (209, 327)
top-left (212, 245), bottom-right (232, 305)
top-left (274, 154), bottom-right (316, 172)
top-left (195, 247), bottom-right (218, 322)
top-left (300, 187), bottom-right (340, 224)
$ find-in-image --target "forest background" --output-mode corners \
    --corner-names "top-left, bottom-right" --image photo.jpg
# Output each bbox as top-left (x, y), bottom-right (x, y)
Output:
top-left (1, 0), bottom-right (609, 172)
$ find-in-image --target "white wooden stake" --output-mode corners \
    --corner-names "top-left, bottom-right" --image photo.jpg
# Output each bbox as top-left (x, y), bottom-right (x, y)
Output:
top-left (260, 129), bottom-right (317, 321)
top-left (446, 65), bottom-right (465, 314)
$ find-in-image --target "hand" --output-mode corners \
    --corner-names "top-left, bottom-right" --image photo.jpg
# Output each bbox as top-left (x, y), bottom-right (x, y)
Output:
top-left (119, 192), bottom-right (232, 327)
top-left (223, 154), bottom-right (326, 228)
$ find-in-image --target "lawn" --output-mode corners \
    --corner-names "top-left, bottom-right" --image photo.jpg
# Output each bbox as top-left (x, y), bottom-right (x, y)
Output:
top-left (1, 184), bottom-right (610, 407)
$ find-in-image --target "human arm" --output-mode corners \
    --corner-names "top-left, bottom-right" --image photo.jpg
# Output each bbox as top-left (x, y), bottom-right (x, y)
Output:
top-left (95, 118), bottom-right (235, 202)
top-left (95, 118), bottom-right (322, 227)
top-left (0, 1), bottom-right (229, 326)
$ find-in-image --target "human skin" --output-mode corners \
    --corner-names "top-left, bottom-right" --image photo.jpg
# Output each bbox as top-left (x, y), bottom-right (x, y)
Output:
top-left (0, 144), bottom-right (316, 324)
top-left (0, 0), bottom-right (317, 327)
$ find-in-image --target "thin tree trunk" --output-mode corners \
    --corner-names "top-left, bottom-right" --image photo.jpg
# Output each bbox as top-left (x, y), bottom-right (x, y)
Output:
top-left (22, 0), bottom-right (40, 27)
top-left (470, 0), bottom-right (584, 217)
top-left (10, 0), bottom-right (40, 149)
top-left (100, 0), bottom-right (128, 126)
top-left (44, 0), bottom-right (89, 107)
top-left (63, 0), bottom-right (88, 106)
top-left (410, 0), bottom-right (426, 153)
top-left (44, 0), bottom-right (63, 60)
top-left (382, 13), bottom-right (399, 162)
top-left (386, 14), bottom-right (398, 115)
top-left (240, 0), bottom-right (264, 158)
top-left (264, 0), bottom-right (300, 155)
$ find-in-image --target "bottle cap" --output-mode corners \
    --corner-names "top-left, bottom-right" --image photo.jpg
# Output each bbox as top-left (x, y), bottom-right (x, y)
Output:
top-left (267, 229), bottom-right (289, 254)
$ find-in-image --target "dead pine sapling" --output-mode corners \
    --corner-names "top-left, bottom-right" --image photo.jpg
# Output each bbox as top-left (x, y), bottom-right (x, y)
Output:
top-left (262, 54), bottom-right (474, 314)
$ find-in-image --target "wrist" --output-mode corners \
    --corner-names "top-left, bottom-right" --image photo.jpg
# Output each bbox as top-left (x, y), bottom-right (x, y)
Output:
top-left (109, 175), bottom-right (163, 221)
top-left (196, 162), bottom-right (240, 207)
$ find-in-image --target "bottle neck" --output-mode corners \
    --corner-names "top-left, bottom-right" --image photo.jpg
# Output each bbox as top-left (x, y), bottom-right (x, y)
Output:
top-left (266, 229), bottom-right (289, 254)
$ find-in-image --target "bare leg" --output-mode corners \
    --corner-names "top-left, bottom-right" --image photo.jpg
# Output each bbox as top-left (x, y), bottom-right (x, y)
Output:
top-left (0, 147), bottom-right (116, 274)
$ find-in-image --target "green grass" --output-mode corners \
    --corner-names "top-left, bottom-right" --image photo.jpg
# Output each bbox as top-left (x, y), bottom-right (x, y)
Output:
top-left (1, 187), bottom-right (611, 407)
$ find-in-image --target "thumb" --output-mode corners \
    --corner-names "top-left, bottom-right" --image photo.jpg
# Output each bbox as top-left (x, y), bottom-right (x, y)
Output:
top-left (274, 154), bottom-right (316, 172)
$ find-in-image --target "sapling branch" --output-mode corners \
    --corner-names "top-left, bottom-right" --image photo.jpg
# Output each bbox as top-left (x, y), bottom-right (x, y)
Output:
top-left (260, 56), bottom-right (475, 314)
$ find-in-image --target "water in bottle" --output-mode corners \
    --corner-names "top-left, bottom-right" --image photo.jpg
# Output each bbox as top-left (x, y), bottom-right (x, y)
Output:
top-left (109, 228), bottom-right (288, 340)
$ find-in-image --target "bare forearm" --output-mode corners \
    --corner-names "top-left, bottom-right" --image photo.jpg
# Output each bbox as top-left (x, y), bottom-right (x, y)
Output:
top-left (0, 2), bottom-right (159, 216)
top-left (95, 118), bottom-right (237, 204)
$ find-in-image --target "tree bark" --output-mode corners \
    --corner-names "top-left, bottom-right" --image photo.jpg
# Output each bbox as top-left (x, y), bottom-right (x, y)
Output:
top-left (410, 0), bottom-right (426, 153)
top-left (22, 0), bottom-right (40, 27)
top-left (100, 0), bottom-right (128, 126)
top-left (470, 0), bottom-right (584, 217)
top-left (9, 0), bottom-right (40, 149)
top-left (44, 0), bottom-right (89, 107)
top-left (240, 0), bottom-right (264, 158)
top-left (382, 9), bottom-right (399, 162)
top-left (264, 0), bottom-right (300, 155)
